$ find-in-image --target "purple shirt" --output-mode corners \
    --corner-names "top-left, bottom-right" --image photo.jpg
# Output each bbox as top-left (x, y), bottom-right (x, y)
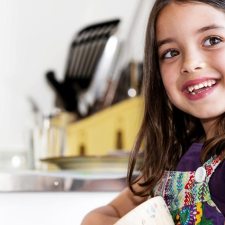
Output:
top-left (176, 143), bottom-right (225, 216)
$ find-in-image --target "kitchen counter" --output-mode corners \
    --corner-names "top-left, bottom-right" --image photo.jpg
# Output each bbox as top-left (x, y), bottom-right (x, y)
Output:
top-left (0, 191), bottom-right (119, 225)
top-left (0, 170), bottom-right (127, 192)
top-left (0, 170), bottom-right (125, 224)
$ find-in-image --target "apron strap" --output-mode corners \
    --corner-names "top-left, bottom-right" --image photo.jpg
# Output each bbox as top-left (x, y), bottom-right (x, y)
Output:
top-left (203, 154), bottom-right (224, 182)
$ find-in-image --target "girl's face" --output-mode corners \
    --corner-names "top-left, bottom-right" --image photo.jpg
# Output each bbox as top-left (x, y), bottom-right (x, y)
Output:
top-left (156, 2), bottom-right (225, 136)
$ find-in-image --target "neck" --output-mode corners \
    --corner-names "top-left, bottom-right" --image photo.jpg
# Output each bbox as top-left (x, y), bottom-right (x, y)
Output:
top-left (201, 118), bottom-right (217, 140)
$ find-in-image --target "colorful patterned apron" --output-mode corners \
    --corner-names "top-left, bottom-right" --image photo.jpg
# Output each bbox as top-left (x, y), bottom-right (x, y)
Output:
top-left (154, 154), bottom-right (225, 224)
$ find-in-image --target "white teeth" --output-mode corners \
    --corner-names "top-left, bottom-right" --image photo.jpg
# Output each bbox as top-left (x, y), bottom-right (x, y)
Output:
top-left (186, 79), bottom-right (216, 93)
top-left (194, 84), bottom-right (199, 90)
top-left (188, 86), bottom-right (194, 92)
top-left (199, 83), bottom-right (204, 88)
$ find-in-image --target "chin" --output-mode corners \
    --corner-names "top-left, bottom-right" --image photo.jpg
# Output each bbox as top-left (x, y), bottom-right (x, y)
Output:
top-left (197, 113), bottom-right (224, 121)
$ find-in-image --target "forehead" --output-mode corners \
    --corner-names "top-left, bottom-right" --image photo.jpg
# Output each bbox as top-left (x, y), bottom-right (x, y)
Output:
top-left (156, 2), bottom-right (225, 40)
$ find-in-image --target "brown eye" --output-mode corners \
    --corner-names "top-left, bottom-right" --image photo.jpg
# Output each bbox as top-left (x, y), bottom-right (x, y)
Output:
top-left (203, 36), bottom-right (222, 46)
top-left (162, 49), bottom-right (179, 59)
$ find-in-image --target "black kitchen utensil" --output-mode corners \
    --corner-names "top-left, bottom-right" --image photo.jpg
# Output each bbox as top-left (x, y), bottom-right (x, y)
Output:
top-left (46, 19), bottom-right (120, 116)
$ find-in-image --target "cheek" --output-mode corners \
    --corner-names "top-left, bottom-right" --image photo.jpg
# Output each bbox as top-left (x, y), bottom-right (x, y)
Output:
top-left (161, 77), bottom-right (175, 103)
top-left (160, 67), bottom-right (177, 93)
top-left (160, 66), bottom-right (181, 104)
top-left (211, 49), bottom-right (225, 72)
top-left (214, 59), bottom-right (225, 74)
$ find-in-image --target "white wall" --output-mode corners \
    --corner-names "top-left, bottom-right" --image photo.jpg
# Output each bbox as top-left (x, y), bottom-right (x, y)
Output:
top-left (0, 0), bottom-right (154, 153)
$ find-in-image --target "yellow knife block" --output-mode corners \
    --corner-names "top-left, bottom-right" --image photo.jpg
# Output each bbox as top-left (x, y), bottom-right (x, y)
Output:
top-left (64, 96), bottom-right (143, 156)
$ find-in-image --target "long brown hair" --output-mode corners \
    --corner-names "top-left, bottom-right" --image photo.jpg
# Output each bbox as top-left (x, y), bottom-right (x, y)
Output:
top-left (128, 0), bottom-right (225, 197)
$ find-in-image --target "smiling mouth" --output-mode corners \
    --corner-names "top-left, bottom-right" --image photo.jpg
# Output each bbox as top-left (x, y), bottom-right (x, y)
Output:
top-left (185, 79), bottom-right (217, 95)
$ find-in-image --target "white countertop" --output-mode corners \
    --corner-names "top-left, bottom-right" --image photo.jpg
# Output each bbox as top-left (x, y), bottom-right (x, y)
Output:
top-left (0, 192), bottom-right (119, 225)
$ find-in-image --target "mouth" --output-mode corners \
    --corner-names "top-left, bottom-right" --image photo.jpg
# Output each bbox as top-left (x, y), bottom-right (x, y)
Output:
top-left (182, 78), bottom-right (218, 100)
top-left (185, 79), bottom-right (217, 95)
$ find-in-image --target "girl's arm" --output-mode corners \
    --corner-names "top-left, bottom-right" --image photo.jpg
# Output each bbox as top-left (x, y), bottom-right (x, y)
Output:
top-left (81, 185), bottom-right (147, 225)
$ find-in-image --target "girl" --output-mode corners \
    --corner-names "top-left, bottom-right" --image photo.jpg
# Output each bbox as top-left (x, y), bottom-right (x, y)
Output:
top-left (81, 0), bottom-right (225, 224)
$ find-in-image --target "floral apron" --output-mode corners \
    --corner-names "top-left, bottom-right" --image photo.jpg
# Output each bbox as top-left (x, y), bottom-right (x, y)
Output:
top-left (154, 154), bottom-right (225, 224)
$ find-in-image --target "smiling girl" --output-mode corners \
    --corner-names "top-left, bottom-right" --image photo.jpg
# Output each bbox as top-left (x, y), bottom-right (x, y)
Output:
top-left (81, 1), bottom-right (225, 224)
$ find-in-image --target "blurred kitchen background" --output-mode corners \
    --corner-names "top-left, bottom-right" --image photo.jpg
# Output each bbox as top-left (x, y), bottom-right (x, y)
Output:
top-left (0, 0), bottom-right (154, 224)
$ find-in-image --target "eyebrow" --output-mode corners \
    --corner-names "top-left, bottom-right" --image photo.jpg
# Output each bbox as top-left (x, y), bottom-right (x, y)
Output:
top-left (196, 24), bottom-right (224, 33)
top-left (157, 24), bottom-right (225, 49)
top-left (157, 38), bottom-right (175, 49)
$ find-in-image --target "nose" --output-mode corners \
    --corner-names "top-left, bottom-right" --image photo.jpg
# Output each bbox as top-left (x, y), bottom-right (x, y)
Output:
top-left (180, 51), bottom-right (205, 74)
